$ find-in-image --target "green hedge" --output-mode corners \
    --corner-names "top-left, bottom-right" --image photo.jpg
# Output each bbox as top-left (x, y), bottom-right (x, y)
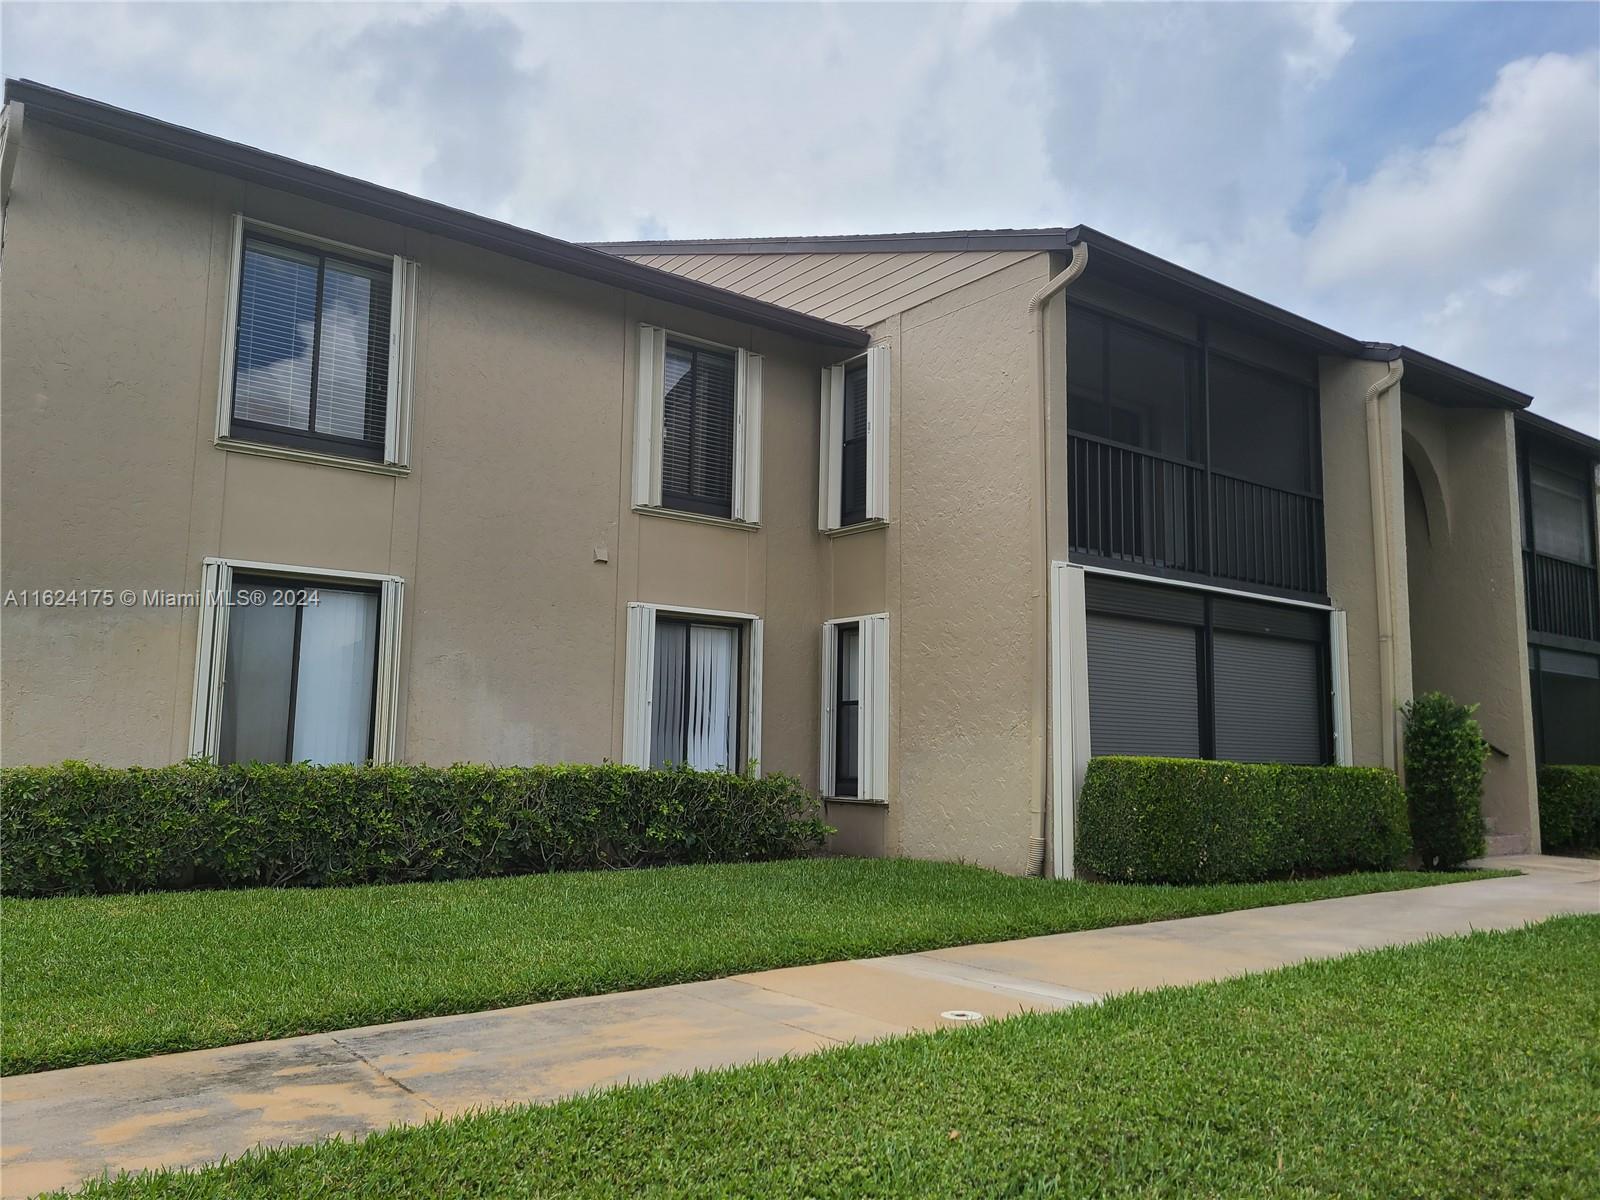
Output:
top-left (1076, 756), bottom-right (1411, 884)
top-left (1538, 765), bottom-right (1600, 854)
top-left (1401, 692), bottom-right (1488, 869)
top-left (0, 761), bottom-right (830, 897)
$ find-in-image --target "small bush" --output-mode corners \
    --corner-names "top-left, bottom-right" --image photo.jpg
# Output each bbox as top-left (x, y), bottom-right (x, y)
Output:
top-left (0, 761), bottom-right (830, 897)
top-left (1402, 692), bottom-right (1488, 869)
top-left (1076, 756), bottom-right (1411, 884)
top-left (1538, 765), bottom-right (1600, 853)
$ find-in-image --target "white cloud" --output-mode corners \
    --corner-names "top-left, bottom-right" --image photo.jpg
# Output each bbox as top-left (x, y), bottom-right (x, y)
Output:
top-left (1, 3), bottom-right (1595, 432)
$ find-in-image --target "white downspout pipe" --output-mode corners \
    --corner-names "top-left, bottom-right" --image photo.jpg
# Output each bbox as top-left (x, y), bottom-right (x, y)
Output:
top-left (1364, 358), bottom-right (1404, 772)
top-left (1026, 242), bottom-right (1089, 875)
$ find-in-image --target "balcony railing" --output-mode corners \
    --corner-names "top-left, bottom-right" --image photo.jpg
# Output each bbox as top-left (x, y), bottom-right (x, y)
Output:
top-left (1069, 434), bottom-right (1326, 597)
top-left (1525, 550), bottom-right (1600, 642)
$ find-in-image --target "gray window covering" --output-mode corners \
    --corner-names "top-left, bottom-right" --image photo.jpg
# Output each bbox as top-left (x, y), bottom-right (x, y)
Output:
top-left (1086, 613), bottom-right (1201, 757)
top-left (650, 618), bottom-right (739, 770)
top-left (1535, 648), bottom-right (1600, 765)
top-left (233, 236), bottom-right (391, 453)
top-left (1213, 631), bottom-right (1323, 764)
top-left (661, 342), bottom-right (736, 517)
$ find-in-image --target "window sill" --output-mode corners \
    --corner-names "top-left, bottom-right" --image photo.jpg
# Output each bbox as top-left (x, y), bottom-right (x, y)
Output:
top-left (823, 795), bottom-right (887, 807)
top-left (822, 520), bottom-right (888, 539)
top-left (633, 505), bottom-right (759, 532)
top-left (216, 437), bottom-right (409, 477)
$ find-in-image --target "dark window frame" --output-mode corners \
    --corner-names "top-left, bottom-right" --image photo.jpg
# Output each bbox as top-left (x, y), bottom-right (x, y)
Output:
top-left (1085, 576), bottom-right (1333, 764)
top-left (839, 361), bottom-right (870, 528)
top-left (651, 615), bottom-right (745, 769)
top-left (230, 231), bottom-right (391, 464)
top-left (221, 573), bottom-right (382, 765)
top-left (1067, 300), bottom-right (1326, 601)
top-left (661, 339), bottom-right (738, 519)
top-left (832, 621), bottom-right (860, 797)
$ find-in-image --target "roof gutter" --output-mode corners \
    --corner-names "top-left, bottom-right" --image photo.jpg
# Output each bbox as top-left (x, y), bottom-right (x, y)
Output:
top-left (3, 80), bottom-right (868, 349)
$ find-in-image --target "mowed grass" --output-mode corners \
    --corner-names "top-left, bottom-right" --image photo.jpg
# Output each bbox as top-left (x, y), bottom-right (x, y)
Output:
top-left (59, 915), bottom-right (1599, 1199)
top-left (3, 858), bottom-right (1506, 1075)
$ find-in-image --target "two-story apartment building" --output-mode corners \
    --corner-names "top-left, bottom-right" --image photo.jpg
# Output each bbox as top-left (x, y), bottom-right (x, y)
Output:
top-left (4, 83), bottom-right (1591, 876)
top-left (1513, 411), bottom-right (1600, 767)
top-left (599, 231), bottom-right (1586, 865)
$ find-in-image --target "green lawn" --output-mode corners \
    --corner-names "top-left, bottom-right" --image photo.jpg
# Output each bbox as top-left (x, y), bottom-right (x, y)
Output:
top-left (3, 858), bottom-right (1505, 1075)
top-left (56, 915), bottom-right (1598, 1199)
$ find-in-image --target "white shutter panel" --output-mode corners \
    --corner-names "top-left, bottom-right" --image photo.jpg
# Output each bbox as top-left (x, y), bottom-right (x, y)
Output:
top-left (865, 345), bottom-right (891, 522)
top-left (1330, 609), bottom-right (1354, 766)
top-left (859, 613), bottom-right (890, 801)
top-left (820, 364), bottom-right (845, 531)
top-left (188, 559), bottom-right (234, 758)
top-left (819, 623), bottom-right (837, 790)
top-left (622, 604), bottom-right (657, 767)
top-left (384, 257), bottom-right (418, 468)
top-left (215, 214), bottom-right (245, 443)
top-left (746, 616), bottom-right (764, 776)
top-left (370, 578), bottom-right (406, 763)
top-left (632, 325), bottom-right (665, 509)
top-left (818, 368), bottom-right (836, 531)
top-left (734, 350), bottom-right (763, 524)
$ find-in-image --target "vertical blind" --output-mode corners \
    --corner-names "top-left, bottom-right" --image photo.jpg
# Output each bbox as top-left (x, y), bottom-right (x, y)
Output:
top-left (651, 619), bottom-right (739, 770)
top-left (234, 235), bottom-right (391, 451)
top-left (661, 342), bottom-right (736, 517)
top-left (217, 580), bottom-right (380, 765)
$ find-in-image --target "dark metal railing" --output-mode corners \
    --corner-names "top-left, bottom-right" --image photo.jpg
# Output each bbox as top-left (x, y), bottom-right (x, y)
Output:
top-left (1069, 434), bottom-right (1325, 596)
top-left (1525, 550), bottom-right (1600, 642)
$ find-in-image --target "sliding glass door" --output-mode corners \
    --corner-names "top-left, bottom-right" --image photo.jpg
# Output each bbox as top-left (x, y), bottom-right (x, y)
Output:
top-left (218, 576), bottom-right (380, 765)
top-left (650, 618), bottom-right (740, 770)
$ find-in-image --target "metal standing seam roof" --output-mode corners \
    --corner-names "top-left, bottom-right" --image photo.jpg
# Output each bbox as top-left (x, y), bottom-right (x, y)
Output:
top-left (594, 228), bottom-right (1542, 413)
top-left (2, 79), bottom-right (869, 350)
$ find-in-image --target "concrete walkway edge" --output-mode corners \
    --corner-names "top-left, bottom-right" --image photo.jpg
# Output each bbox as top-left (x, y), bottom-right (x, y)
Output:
top-left (2, 855), bottom-right (1596, 1197)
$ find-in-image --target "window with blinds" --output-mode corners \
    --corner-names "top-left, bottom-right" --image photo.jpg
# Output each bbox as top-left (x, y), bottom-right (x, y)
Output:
top-left (840, 363), bottom-right (869, 527)
top-left (662, 341), bottom-right (737, 518)
top-left (231, 234), bottom-right (392, 462)
top-left (819, 346), bottom-right (890, 531)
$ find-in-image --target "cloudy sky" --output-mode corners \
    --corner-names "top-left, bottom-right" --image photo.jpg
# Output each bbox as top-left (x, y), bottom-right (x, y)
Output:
top-left (4, 2), bottom-right (1597, 432)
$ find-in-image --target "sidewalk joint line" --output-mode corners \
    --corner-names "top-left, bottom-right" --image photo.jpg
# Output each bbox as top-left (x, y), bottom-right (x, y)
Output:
top-left (329, 1036), bottom-right (440, 1112)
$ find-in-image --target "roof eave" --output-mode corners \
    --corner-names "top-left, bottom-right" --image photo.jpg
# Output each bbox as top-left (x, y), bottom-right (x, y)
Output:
top-left (3, 79), bottom-right (868, 349)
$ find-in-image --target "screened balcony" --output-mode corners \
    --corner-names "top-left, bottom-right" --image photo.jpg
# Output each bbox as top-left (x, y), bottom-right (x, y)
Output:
top-left (1520, 450), bottom-right (1600, 643)
top-left (1066, 304), bottom-right (1326, 599)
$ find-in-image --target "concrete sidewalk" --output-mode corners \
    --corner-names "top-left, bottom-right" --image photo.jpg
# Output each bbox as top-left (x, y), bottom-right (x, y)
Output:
top-left (4, 855), bottom-right (1596, 1197)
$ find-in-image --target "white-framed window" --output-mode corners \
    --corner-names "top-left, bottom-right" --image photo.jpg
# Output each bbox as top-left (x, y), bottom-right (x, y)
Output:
top-left (820, 614), bottom-right (889, 800)
top-left (622, 603), bottom-right (763, 773)
top-left (216, 215), bottom-right (417, 470)
top-left (632, 325), bottom-right (763, 523)
top-left (819, 345), bottom-right (890, 531)
top-left (189, 558), bottom-right (405, 764)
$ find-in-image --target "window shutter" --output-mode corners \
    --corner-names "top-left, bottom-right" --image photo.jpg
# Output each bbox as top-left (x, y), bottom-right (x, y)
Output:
top-left (633, 326), bottom-right (665, 508)
top-left (1085, 614), bottom-right (1202, 757)
top-left (1329, 610), bottom-right (1353, 765)
top-left (384, 257), bottom-right (417, 468)
top-left (734, 349), bottom-right (763, 523)
top-left (746, 616), bottom-right (764, 776)
top-left (859, 614), bottom-right (890, 800)
top-left (818, 368), bottom-right (837, 530)
top-left (370, 578), bottom-right (406, 763)
top-left (819, 623), bottom-right (837, 788)
top-left (622, 603), bottom-right (657, 766)
top-left (1212, 631), bottom-right (1324, 764)
top-left (865, 345), bottom-right (891, 522)
top-left (819, 365), bottom-right (845, 530)
top-left (188, 559), bottom-right (234, 758)
top-left (215, 214), bottom-right (245, 443)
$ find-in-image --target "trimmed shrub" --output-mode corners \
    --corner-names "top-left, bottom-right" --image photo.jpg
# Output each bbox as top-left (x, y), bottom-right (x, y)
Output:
top-left (1402, 692), bottom-right (1487, 869)
top-left (0, 761), bottom-right (830, 897)
top-left (1538, 765), bottom-right (1600, 853)
top-left (1076, 756), bottom-right (1411, 884)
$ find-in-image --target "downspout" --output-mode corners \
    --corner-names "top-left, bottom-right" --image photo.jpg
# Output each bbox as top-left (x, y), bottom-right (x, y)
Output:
top-left (1364, 358), bottom-right (1404, 772)
top-left (1026, 242), bottom-right (1089, 875)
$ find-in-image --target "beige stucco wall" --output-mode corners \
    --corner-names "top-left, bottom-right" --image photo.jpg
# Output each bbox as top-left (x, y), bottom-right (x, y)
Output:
top-left (1, 122), bottom-right (837, 784)
top-left (1401, 396), bottom-right (1539, 852)
top-left (1318, 357), bottom-right (1413, 768)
